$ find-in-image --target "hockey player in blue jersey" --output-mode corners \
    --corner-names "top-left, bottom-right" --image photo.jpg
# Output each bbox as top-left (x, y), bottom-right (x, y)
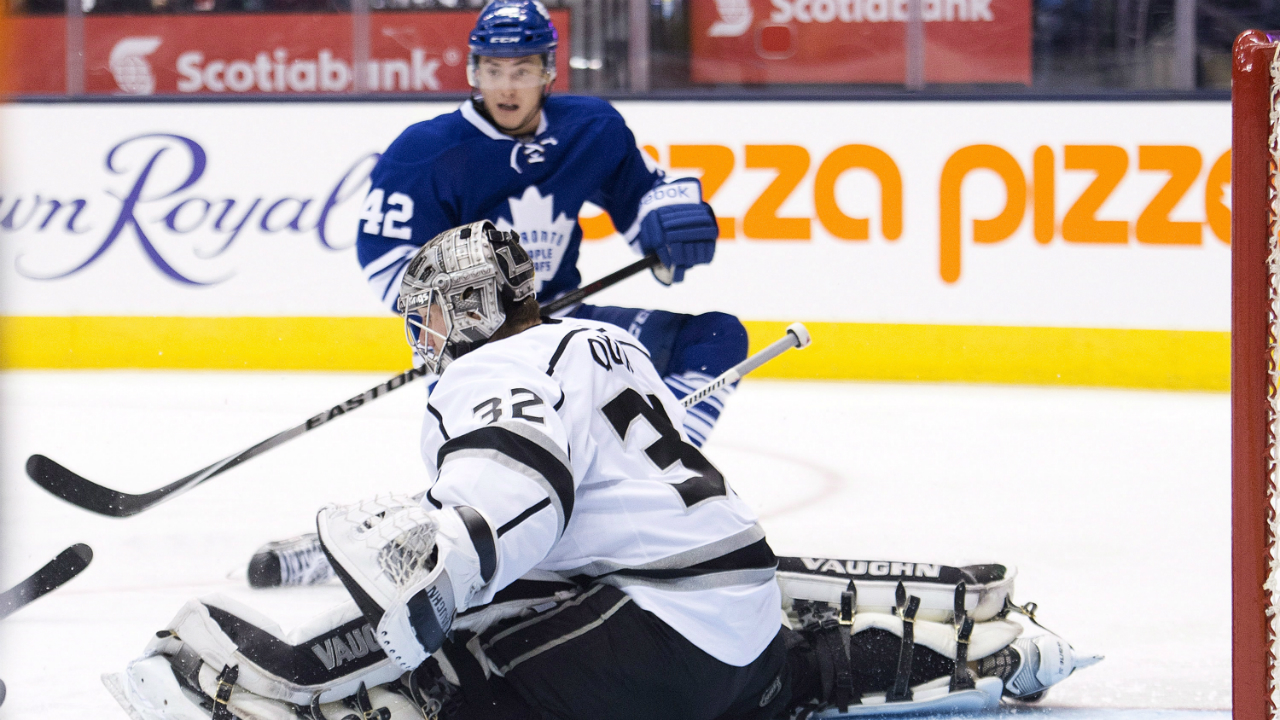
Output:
top-left (356, 0), bottom-right (740, 449)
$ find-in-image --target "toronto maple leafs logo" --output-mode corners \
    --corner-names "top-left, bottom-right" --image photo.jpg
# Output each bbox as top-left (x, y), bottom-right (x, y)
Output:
top-left (495, 186), bottom-right (576, 293)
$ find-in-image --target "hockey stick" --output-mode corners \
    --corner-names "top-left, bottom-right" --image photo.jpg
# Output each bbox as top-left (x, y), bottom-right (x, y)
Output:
top-left (26, 254), bottom-right (662, 518)
top-left (0, 543), bottom-right (93, 622)
top-left (680, 323), bottom-right (811, 408)
top-left (541, 253), bottom-right (662, 316)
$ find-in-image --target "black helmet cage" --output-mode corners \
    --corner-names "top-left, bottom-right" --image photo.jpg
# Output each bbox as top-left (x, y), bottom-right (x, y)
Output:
top-left (399, 220), bottom-right (535, 373)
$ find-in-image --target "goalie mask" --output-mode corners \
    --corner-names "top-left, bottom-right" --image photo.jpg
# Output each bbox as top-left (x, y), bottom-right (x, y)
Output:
top-left (398, 221), bottom-right (536, 374)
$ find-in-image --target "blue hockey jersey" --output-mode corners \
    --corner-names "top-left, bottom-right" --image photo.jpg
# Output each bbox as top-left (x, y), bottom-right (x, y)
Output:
top-left (356, 96), bottom-right (665, 310)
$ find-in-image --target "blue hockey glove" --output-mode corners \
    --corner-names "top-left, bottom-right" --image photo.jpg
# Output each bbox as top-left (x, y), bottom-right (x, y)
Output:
top-left (632, 179), bottom-right (719, 284)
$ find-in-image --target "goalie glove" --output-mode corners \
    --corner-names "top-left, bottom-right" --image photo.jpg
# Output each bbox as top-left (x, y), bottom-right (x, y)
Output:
top-left (317, 495), bottom-right (498, 672)
top-left (628, 178), bottom-right (719, 284)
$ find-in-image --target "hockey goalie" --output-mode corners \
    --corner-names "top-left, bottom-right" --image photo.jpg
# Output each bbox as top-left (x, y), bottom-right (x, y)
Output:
top-left (104, 222), bottom-right (1100, 720)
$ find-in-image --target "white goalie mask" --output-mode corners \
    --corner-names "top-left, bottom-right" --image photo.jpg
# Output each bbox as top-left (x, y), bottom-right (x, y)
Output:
top-left (398, 220), bottom-right (536, 374)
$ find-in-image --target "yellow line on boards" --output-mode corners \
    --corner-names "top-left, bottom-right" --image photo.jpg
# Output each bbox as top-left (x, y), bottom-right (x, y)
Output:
top-left (0, 316), bottom-right (1229, 391)
top-left (744, 321), bottom-right (1229, 391)
top-left (0, 316), bottom-right (411, 372)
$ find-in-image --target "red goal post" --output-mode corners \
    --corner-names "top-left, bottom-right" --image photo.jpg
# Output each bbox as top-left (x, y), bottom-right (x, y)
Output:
top-left (1233, 28), bottom-right (1280, 720)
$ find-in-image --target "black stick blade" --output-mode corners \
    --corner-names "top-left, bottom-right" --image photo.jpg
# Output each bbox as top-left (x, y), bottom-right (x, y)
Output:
top-left (26, 454), bottom-right (163, 517)
top-left (0, 543), bottom-right (93, 622)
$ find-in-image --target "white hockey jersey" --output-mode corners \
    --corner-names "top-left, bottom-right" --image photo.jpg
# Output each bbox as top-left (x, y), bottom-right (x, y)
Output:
top-left (420, 317), bottom-right (781, 667)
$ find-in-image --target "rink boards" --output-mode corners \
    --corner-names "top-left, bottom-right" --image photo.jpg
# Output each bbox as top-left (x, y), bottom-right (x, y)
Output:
top-left (0, 99), bottom-right (1230, 389)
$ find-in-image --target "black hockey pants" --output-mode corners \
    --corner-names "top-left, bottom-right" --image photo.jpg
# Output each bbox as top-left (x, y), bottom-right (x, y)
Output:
top-left (447, 583), bottom-right (794, 720)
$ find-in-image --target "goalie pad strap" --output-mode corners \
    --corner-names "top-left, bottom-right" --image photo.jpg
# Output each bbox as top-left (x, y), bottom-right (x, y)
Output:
top-left (886, 595), bottom-right (920, 702)
top-left (795, 600), bottom-right (859, 711)
top-left (951, 616), bottom-right (977, 691)
top-left (846, 613), bottom-right (1019, 662)
top-left (815, 627), bottom-right (854, 711)
top-left (212, 665), bottom-right (238, 720)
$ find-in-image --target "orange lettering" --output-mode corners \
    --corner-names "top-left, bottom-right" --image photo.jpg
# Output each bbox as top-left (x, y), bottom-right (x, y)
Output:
top-left (1205, 149), bottom-right (1231, 244)
top-left (1136, 145), bottom-right (1202, 245)
top-left (813, 145), bottom-right (902, 241)
top-left (743, 145), bottom-right (811, 240)
top-left (1033, 146), bottom-right (1054, 244)
top-left (1062, 145), bottom-right (1128, 244)
top-left (670, 145), bottom-right (736, 239)
top-left (938, 145), bottom-right (1026, 284)
top-left (578, 208), bottom-right (617, 240)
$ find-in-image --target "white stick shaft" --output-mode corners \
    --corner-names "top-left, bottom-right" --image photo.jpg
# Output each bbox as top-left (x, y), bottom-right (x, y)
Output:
top-left (681, 324), bottom-right (808, 408)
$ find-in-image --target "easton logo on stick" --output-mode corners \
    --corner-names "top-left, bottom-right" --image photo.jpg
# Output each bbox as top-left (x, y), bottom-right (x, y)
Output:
top-left (306, 366), bottom-right (430, 429)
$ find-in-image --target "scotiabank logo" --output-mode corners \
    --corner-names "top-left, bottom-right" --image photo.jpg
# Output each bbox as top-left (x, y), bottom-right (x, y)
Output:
top-left (109, 37), bottom-right (163, 95)
top-left (709, 0), bottom-right (754, 36)
top-left (175, 48), bottom-right (452, 93)
top-left (768, 0), bottom-right (995, 23)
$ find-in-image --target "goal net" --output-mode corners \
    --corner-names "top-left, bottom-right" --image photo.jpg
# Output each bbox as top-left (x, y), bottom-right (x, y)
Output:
top-left (1233, 28), bottom-right (1280, 720)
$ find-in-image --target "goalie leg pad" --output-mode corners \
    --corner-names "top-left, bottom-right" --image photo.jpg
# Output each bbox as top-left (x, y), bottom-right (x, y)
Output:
top-left (105, 655), bottom-right (427, 720)
top-left (137, 594), bottom-right (402, 705)
top-left (788, 598), bottom-right (1101, 719)
top-left (777, 556), bottom-right (1015, 622)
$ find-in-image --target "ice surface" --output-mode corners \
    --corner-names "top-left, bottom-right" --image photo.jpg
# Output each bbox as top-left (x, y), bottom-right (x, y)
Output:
top-left (0, 371), bottom-right (1230, 718)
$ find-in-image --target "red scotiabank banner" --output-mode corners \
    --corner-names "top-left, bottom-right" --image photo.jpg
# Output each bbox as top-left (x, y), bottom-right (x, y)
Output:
top-left (689, 0), bottom-right (1028, 84)
top-left (8, 9), bottom-right (570, 95)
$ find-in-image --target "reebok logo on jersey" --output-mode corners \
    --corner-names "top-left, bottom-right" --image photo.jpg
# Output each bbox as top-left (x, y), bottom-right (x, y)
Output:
top-left (638, 181), bottom-right (698, 209)
top-left (311, 624), bottom-right (380, 671)
top-left (799, 558), bottom-right (943, 578)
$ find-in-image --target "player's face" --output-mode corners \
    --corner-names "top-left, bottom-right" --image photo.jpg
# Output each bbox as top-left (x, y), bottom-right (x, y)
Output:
top-left (424, 302), bottom-right (448, 357)
top-left (405, 295), bottom-right (451, 371)
top-left (474, 55), bottom-right (547, 136)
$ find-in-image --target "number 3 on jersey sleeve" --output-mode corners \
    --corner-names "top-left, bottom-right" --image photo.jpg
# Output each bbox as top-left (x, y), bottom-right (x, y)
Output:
top-left (601, 388), bottom-right (727, 508)
top-left (359, 188), bottom-right (415, 240)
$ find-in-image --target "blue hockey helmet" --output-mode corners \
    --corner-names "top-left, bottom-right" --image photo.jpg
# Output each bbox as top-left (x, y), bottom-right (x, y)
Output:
top-left (468, 0), bottom-right (558, 84)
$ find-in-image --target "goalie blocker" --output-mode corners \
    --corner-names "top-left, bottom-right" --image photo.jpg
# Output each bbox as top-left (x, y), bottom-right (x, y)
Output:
top-left (103, 552), bottom-right (1100, 720)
